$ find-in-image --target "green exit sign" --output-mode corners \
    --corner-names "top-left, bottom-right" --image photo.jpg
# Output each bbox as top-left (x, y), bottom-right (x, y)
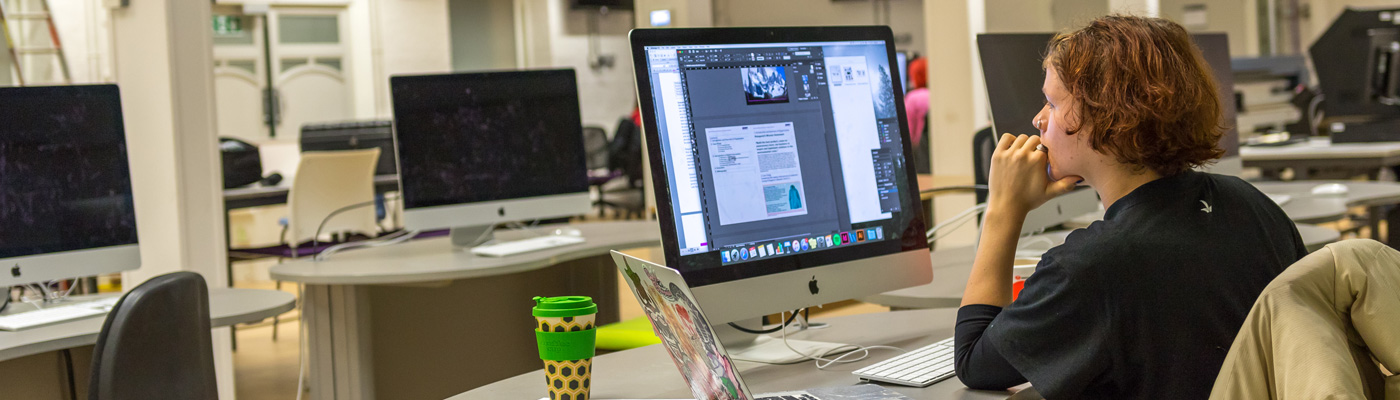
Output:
top-left (213, 15), bottom-right (243, 35)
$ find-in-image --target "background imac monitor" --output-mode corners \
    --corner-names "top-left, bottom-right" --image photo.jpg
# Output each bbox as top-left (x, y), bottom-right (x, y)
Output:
top-left (977, 33), bottom-right (1240, 176)
top-left (300, 120), bottom-right (398, 176)
top-left (389, 69), bottom-right (591, 238)
top-left (630, 26), bottom-right (932, 327)
top-left (1311, 8), bottom-right (1400, 119)
top-left (0, 84), bottom-right (141, 286)
top-left (896, 50), bottom-right (909, 94)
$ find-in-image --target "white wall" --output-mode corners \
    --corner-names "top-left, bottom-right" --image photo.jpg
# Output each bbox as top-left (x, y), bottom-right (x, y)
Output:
top-left (713, 0), bottom-right (925, 56)
top-left (633, 0), bottom-right (713, 27)
top-left (49, 0), bottom-right (114, 83)
top-left (367, 0), bottom-right (453, 116)
top-left (1160, 0), bottom-right (1259, 56)
top-left (450, 0), bottom-right (517, 71)
top-left (537, 1), bottom-right (637, 131)
top-left (109, 0), bottom-right (236, 397)
top-left (987, 0), bottom-right (1055, 32)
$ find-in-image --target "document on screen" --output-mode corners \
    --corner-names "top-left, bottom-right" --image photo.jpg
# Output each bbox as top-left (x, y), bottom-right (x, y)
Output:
top-left (706, 122), bottom-right (809, 226)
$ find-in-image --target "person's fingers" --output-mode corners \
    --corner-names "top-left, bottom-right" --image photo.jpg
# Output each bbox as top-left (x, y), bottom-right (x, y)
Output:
top-left (996, 133), bottom-right (1016, 150)
top-left (1023, 135), bottom-right (1042, 152)
top-left (1047, 175), bottom-right (1082, 197)
top-left (1009, 134), bottom-right (1031, 153)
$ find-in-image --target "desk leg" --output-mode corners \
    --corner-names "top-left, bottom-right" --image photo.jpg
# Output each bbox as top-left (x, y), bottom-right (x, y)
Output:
top-left (304, 284), bottom-right (375, 400)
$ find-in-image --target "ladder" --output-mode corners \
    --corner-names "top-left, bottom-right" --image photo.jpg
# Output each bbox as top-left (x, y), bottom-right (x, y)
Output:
top-left (0, 0), bottom-right (71, 85)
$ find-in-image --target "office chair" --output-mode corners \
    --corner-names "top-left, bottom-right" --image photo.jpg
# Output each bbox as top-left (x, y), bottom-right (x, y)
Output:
top-left (972, 127), bottom-right (996, 204)
top-left (598, 117), bottom-right (646, 219)
top-left (915, 123), bottom-right (931, 174)
top-left (229, 148), bottom-right (381, 340)
top-left (584, 126), bottom-right (625, 217)
top-left (89, 272), bottom-right (217, 400)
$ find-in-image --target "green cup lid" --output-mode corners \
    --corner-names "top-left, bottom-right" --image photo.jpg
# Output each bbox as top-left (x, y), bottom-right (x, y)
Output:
top-left (532, 296), bottom-right (597, 317)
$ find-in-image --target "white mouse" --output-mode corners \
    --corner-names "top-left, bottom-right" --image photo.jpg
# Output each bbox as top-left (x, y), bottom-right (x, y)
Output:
top-left (553, 228), bottom-right (583, 237)
top-left (1310, 183), bottom-right (1349, 196)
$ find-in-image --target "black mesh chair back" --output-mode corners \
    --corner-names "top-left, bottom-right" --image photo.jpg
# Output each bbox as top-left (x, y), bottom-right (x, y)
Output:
top-left (583, 126), bottom-right (610, 170)
top-left (89, 272), bottom-right (217, 400)
top-left (914, 123), bottom-right (932, 174)
top-left (972, 127), bottom-right (996, 204)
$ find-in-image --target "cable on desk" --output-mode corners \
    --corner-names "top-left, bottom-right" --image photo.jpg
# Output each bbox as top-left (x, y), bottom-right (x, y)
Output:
top-left (61, 349), bottom-right (77, 400)
top-left (312, 200), bottom-right (378, 249)
top-left (776, 310), bottom-right (905, 369)
top-left (727, 309), bottom-right (802, 334)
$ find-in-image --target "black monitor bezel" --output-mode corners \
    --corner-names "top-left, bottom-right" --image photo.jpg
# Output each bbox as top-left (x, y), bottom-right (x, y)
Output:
top-left (388, 69), bottom-right (589, 211)
top-left (0, 84), bottom-right (139, 258)
top-left (629, 26), bottom-right (929, 287)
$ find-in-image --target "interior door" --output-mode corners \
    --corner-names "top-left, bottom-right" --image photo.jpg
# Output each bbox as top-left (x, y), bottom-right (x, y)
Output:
top-left (268, 8), bottom-right (353, 141)
top-left (212, 10), bottom-right (268, 143)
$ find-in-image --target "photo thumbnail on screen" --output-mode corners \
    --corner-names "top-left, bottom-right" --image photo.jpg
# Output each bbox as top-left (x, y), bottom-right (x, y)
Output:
top-left (742, 66), bottom-right (788, 105)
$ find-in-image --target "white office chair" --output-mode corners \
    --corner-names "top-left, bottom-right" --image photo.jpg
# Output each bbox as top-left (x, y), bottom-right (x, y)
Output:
top-left (285, 149), bottom-right (382, 247)
top-left (231, 148), bottom-right (381, 341)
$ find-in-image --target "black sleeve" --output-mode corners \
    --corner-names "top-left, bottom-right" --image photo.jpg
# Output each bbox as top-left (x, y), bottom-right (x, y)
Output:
top-left (983, 250), bottom-right (1114, 399)
top-left (954, 304), bottom-right (1027, 390)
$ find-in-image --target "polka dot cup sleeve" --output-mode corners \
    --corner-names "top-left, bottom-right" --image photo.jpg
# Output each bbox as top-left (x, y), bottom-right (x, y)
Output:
top-left (533, 296), bottom-right (598, 400)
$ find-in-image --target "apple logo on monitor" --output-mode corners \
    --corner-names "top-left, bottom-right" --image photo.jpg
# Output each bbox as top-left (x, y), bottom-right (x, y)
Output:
top-left (11, 264), bottom-right (19, 277)
top-left (808, 276), bottom-right (819, 295)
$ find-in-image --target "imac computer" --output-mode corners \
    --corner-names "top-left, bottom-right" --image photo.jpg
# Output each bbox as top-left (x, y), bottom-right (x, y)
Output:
top-left (630, 26), bottom-right (933, 362)
top-left (389, 69), bottom-right (591, 248)
top-left (300, 120), bottom-right (398, 176)
top-left (1310, 8), bottom-right (1400, 142)
top-left (0, 84), bottom-right (141, 288)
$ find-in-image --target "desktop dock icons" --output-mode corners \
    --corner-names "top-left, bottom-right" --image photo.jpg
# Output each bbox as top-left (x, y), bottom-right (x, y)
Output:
top-left (741, 248), bottom-right (750, 260)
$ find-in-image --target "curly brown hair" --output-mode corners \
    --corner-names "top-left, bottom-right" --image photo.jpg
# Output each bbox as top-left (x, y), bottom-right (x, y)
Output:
top-left (1045, 15), bottom-right (1227, 176)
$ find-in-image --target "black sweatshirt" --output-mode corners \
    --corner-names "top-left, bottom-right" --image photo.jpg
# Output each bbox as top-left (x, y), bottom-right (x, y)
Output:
top-left (953, 171), bottom-right (1308, 399)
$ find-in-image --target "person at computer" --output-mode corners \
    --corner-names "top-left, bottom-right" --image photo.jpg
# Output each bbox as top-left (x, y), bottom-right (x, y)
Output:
top-left (952, 15), bottom-right (1307, 399)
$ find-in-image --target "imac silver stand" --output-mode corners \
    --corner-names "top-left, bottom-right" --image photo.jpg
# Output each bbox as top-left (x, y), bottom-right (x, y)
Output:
top-left (712, 314), bottom-right (851, 364)
top-left (449, 224), bottom-right (495, 248)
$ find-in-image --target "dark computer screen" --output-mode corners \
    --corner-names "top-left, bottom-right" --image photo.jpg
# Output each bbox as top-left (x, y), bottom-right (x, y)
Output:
top-left (0, 85), bottom-right (138, 259)
top-left (300, 120), bottom-right (398, 176)
top-left (977, 34), bottom-right (1054, 138)
top-left (389, 69), bottom-right (589, 210)
top-left (978, 33), bottom-right (1240, 157)
top-left (1312, 8), bottom-right (1400, 119)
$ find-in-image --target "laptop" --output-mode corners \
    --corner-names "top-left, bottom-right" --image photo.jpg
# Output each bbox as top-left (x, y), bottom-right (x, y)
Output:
top-left (611, 250), bottom-right (912, 400)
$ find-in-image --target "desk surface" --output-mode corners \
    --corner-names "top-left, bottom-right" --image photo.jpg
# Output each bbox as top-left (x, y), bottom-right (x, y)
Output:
top-left (451, 308), bottom-right (1017, 400)
top-left (1253, 180), bottom-right (1400, 208)
top-left (1240, 137), bottom-right (1400, 161)
top-left (269, 221), bottom-right (662, 285)
top-left (0, 288), bottom-right (295, 362)
top-left (862, 224), bottom-right (1340, 310)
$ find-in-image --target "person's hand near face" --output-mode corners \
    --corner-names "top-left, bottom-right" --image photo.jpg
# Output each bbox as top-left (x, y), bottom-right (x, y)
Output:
top-left (962, 64), bottom-right (1083, 308)
top-left (985, 133), bottom-right (1081, 217)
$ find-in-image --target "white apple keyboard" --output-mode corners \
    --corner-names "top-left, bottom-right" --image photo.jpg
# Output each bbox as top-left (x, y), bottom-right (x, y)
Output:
top-left (470, 235), bottom-right (586, 257)
top-left (853, 337), bottom-right (957, 387)
top-left (0, 296), bottom-right (123, 331)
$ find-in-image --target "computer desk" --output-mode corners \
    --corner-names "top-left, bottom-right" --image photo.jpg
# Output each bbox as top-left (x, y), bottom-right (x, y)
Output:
top-left (268, 220), bottom-right (661, 400)
top-left (1242, 137), bottom-right (1400, 179)
top-left (862, 224), bottom-right (1341, 310)
top-left (450, 308), bottom-right (1025, 400)
top-left (1252, 181), bottom-right (1400, 247)
top-left (0, 288), bottom-right (295, 396)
